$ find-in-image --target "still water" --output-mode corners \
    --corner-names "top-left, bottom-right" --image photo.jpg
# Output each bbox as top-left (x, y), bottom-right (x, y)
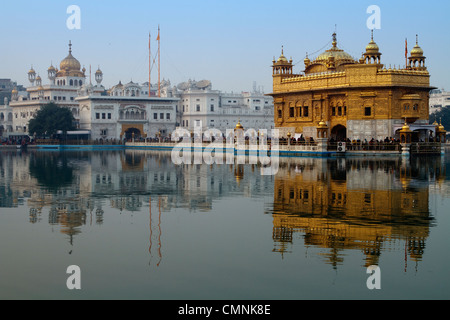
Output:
top-left (0, 149), bottom-right (449, 300)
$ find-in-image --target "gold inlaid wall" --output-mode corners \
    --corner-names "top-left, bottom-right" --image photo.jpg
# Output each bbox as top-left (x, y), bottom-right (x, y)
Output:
top-left (270, 33), bottom-right (434, 138)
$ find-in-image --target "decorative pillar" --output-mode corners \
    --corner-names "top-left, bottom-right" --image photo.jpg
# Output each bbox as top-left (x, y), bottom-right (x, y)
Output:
top-left (234, 120), bottom-right (245, 153)
top-left (316, 119), bottom-right (329, 153)
top-left (436, 120), bottom-right (446, 155)
top-left (399, 122), bottom-right (412, 156)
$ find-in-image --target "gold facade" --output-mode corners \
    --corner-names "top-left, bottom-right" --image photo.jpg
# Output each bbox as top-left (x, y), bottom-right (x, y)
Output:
top-left (270, 33), bottom-right (435, 140)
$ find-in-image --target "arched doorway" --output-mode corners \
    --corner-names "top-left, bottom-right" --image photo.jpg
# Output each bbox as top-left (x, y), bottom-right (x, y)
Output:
top-left (125, 128), bottom-right (141, 141)
top-left (331, 125), bottom-right (347, 142)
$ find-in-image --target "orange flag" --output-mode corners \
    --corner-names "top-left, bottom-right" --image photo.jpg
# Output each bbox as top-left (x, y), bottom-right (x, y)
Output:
top-left (405, 38), bottom-right (408, 58)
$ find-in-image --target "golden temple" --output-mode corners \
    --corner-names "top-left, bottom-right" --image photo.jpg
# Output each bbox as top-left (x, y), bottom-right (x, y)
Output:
top-left (270, 32), bottom-right (437, 142)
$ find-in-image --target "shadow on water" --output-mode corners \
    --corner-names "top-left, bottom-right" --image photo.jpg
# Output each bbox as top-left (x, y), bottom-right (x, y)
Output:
top-left (28, 151), bottom-right (74, 192)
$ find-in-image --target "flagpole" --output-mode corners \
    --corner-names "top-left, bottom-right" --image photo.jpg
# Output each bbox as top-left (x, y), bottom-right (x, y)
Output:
top-left (149, 32), bottom-right (151, 97)
top-left (158, 25), bottom-right (161, 98)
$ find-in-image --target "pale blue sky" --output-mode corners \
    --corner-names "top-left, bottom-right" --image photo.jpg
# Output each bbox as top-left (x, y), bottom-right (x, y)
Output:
top-left (1, 0), bottom-right (449, 93)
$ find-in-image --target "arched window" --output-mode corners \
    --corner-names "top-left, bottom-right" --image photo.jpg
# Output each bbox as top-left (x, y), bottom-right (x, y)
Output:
top-left (70, 79), bottom-right (74, 86)
top-left (0, 113), bottom-right (4, 121)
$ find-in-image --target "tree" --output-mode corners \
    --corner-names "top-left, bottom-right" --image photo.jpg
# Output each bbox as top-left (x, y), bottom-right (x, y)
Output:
top-left (28, 102), bottom-right (75, 137)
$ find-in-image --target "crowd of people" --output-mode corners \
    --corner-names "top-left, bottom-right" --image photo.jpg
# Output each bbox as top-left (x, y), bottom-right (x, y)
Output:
top-left (1, 136), bottom-right (31, 146)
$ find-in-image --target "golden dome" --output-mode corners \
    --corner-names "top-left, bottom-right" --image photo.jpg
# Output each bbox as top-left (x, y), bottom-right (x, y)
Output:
top-left (365, 40), bottom-right (379, 52)
top-left (60, 41), bottom-right (81, 71)
top-left (12, 88), bottom-right (18, 94)
top-left (314, 33), bottom-right (357, 65)
top-left (438, 121), bottom-right (446, 132)
top-left (48, 65), bottom-right (56, 71)
top-left (95, 68), bottom-right (103, 74)
top-left (277, 54), bottom-right (288, 63)
top-left (365, 30), bottom-right (380, 53)
top-left (28, 67), bottom-right (36, 74)
top-left (60, 53), bottom-right (81, 71)
top-left (275, 46), bottom-right (291, 64)
top-left (304, 53), bottom-right (311, 65)
top-left (365, 38), bottom-right (379, 53)
top-left (400, 123), bottom-right (412, 132)
top-left (316, 49), bottom-right (355, 63)
top-left (235, 120), bottom-right (244, 130)
top-left (410, 44), bottom-right (424, 56)
top-left (317, 119), bottom-right (328, 128)
top-left (410, 35), bottom-right (424, 57)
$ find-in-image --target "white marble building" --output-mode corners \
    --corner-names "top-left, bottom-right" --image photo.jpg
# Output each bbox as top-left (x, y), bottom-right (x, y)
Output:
top-left (0, 98), bottom-right (14, 138)
top-left (76, 84), bottom-right (178, 141)
top-left (429, 89), bottom-right (450, 115)
top-left (2, 41), bottom-right (105, 137)
top-left (1, 41), bottom-right (274, 141)
top-left (161, 79), bottom-right (274, 133)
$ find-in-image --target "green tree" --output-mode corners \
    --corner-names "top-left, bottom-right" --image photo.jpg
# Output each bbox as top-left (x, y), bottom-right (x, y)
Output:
top-left (28, 102), bottom-right (75, 136)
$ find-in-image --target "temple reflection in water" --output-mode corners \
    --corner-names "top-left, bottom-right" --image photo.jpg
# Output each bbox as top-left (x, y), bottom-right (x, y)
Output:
top-left (0, 149), bottom-right (447, 270)
top-left (270, 156), bottom-right (446, 269)
top-left (0, 150), bottom-right (274, 245)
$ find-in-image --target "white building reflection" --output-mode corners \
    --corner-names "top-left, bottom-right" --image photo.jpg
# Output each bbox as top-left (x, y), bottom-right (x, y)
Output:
top-left (0, 150), bottom-right (274, 242)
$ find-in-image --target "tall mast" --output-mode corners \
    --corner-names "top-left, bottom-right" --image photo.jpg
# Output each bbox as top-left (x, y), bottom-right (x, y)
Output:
top-left (149, 32), bottom-right (151, 97)
top-left (157, 25), bottom-right (161, 97)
